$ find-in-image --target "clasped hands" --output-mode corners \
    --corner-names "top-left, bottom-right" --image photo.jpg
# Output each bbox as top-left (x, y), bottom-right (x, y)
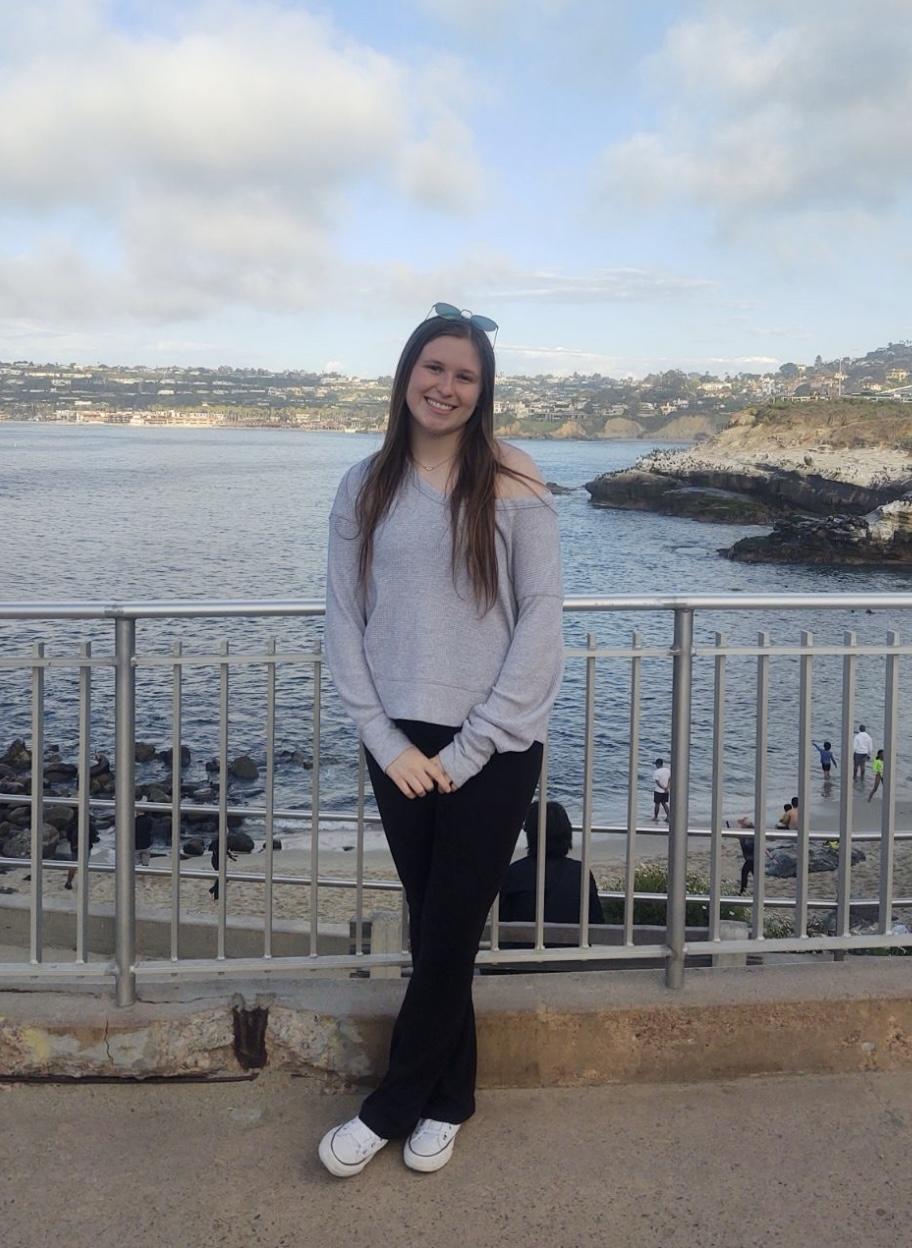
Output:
top-left (385, 746), bottom-right (456, 798)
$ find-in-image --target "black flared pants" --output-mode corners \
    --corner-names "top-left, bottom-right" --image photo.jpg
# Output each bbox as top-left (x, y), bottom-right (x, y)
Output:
top-left (358, 720), bottom-right (543, 1139)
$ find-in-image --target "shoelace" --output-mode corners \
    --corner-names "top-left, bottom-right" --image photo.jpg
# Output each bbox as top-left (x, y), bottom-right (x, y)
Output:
top-left (412, 1120), bottom-right (454, 1145)
top-left (339, 1123), bottom-right (381, 1159)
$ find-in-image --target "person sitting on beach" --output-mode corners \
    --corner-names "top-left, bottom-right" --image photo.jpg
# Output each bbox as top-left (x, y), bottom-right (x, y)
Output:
top-left (811, 740), bottom-right (837, 778)
top-left (498, 801), bottom-right (603, 943)
top-left (868, 749), bottom-right (884, 802)
top-left (777, 797), bottom-right (799, 831)
top-left (652, 758), bottom-right (670, 823)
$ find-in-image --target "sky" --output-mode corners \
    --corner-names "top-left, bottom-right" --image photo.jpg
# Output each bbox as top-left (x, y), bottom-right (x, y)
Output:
top-left (1, 0), bottom-right (911, 378)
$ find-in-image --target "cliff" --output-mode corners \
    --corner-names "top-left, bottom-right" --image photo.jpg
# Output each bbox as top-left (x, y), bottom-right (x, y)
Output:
top-left (584, 400), bottom-right (912, 564)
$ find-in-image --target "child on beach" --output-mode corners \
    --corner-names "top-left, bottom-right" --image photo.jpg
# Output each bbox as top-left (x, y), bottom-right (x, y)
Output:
top-left (811, 740), bottom-right (837, 778)
top-left (868, 749), bottom-right (884, 801)
top-left (321, 303), bottom-right (563, 1177)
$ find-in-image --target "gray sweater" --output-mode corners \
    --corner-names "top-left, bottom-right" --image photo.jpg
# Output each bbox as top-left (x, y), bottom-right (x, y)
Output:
top-left (324, 457), bottom-right (564, 789)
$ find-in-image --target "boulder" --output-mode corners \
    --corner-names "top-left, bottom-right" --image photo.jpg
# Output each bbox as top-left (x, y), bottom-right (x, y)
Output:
top-left (157, 745), bottom-right (192, 769)
top-left (227, 830), bottom-right (255, 853)
top-left (45, 760), bottom-right (78, 779)
top-left (44, 805), bottom-right (76, 832)
top-left (0, 823), bottom-right (60, 859)
top-left (229, 755), bottom-right (259, 781)
top-left (545, 481), bottom-right (576, 496)
top-left (765, 843), bottom-right (866, 879)
top-left (139, 784), bottom-right (171, 805)
top-left (277, 750), bottom-right (312, 770)
top-left (135, 741), bottom-right (158, 763)
top-left (725, 496), bottom-right (912, 566)
top-left (1, 740), bottom-right (31, 771)
top-left (182, 837), bottom-right (205, 857)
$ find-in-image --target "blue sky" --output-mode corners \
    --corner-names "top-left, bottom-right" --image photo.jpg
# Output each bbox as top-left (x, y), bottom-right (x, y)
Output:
top-left (1, 0), bottom-right (910, 376)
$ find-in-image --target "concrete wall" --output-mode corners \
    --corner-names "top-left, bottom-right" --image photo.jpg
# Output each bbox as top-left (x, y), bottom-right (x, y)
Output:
top-left (1, 959), bottom-right (910, 1085)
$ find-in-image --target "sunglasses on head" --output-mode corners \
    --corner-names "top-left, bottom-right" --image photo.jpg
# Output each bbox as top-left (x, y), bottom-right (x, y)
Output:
top-left (428, 301), bottom-right (498, 344)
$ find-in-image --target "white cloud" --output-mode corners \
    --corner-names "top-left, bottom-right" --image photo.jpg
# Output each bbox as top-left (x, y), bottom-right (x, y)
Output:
top-left (0, 1), bottom-right (486, 332)
top-left (497, 342), bottom-right (781, 377)
top-left (596, 1), bottom-right (912, 228)
top-left (356, 255), bottom-right (714, 309)
top-left (477, 267), bottom-right (714, 302)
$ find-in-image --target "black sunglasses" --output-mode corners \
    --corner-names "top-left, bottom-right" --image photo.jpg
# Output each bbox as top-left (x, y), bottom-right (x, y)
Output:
top-left (428, 301), bottom-right (498, 343)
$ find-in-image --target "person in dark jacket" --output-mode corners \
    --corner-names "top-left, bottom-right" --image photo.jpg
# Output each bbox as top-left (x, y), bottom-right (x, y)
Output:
top-left (499, 800), bottom-right (603, 940)
top-left (208, 835), bottom-right (237, 901)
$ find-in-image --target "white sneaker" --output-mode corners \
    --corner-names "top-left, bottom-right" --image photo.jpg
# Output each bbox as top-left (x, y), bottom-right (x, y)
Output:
top-left (403, 1118), bottom-right (461, 1173)
top-left (318, 1116), bottom-right (388, 1177)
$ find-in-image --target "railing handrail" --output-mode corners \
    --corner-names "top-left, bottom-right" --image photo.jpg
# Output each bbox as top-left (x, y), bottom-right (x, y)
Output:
top-left (1, 592), bottom-right (910, 1004)
top-left (1, 591), bottom-right (912, 621)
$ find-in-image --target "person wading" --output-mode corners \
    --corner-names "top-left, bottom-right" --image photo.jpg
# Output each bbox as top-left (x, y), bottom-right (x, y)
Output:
top-left (320, 303), bottom-right (564, 1177)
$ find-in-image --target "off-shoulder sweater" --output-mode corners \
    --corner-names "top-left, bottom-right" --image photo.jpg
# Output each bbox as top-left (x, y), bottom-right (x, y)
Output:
top-left (323, 457), bottom-right (564, 790)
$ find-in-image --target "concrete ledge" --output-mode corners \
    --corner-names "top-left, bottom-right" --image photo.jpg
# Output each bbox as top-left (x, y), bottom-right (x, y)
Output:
top-left (1, 958), bottom-right (910, 1084)
top-left (0, 893), bottom-right (351, 959)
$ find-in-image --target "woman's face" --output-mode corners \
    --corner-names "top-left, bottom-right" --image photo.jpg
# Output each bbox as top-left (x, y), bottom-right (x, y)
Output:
top-left (405, 334), bottom-right (483, 441)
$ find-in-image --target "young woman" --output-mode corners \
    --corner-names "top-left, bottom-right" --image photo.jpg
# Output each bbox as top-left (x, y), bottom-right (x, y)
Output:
top-left (320, 305), bottom-right (564, 1177)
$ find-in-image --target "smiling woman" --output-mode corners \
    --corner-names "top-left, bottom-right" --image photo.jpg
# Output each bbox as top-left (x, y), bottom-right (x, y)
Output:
top-left (319, 308), bottom-right (564, 1178)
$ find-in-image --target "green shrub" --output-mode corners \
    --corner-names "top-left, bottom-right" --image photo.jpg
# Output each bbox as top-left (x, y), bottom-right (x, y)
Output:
top-left (600, 860), bottom-right (751, 927)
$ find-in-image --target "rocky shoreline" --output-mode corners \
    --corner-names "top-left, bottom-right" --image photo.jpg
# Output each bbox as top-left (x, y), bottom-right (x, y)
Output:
top-left (0, 736), bottom-right (313, 866)
top-left (585, 442), bottom-right (912, 565)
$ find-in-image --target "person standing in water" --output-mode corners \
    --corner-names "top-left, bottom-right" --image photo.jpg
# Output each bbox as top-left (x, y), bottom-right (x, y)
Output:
top-left (321, 304), bottom-right (564, 1178)
top-left (853, 724), bottom-right (874, 781)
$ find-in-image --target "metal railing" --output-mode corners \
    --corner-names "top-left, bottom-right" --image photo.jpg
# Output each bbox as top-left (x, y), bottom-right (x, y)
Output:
top-left (0, 593), bottom-right (910, 1005)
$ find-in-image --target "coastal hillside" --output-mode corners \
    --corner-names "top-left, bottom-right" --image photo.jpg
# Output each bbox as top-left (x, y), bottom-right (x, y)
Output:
top-left (711, 399), bottom-right (912, 454)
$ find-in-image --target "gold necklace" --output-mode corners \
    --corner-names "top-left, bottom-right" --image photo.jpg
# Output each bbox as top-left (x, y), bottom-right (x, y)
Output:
top-left (413, 451), bottom-right (456, 473)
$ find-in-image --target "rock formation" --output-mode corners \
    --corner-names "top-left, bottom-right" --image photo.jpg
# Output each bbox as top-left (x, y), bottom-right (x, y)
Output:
top-left (584, 401), bottom-right (912, 564)
top-left (725, 495), bottom-right (912, 564)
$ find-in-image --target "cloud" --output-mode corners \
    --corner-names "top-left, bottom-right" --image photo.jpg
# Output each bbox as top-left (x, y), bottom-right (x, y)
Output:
top-left (357, 255), bottom-right (714, 309)
top-left (0, 1), bottom-right (487, 330)
top-left (596, 1), bottom-right (912, 228)
top-left (498, 343), bottom-right (781, 377)
top-left (476, 267), bottom-right (714, 302)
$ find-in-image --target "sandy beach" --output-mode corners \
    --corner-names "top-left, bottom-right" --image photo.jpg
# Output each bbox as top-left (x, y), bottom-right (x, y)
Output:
top-left (3, 785), bottom-right (910, 935)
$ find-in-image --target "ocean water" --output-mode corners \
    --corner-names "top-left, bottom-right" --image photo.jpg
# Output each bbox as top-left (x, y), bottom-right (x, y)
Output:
top-left (1, 421), bottom-right (911, 842)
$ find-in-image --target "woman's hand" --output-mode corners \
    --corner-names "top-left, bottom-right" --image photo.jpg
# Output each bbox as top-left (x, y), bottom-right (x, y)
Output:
top-left (386, 747), bottom-right (455, 798)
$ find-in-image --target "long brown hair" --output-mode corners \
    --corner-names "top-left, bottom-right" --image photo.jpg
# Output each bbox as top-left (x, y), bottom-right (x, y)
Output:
top-left (356, 315), bottom-right (533, 611)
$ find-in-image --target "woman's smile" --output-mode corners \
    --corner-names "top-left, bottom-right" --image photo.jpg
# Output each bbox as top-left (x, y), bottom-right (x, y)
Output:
top-left (405, 336), bottom-right (482, 440)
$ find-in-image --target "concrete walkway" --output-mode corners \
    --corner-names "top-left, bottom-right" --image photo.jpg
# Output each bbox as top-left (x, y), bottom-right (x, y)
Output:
top-left (3, 1070), bottom-right (910, 1248)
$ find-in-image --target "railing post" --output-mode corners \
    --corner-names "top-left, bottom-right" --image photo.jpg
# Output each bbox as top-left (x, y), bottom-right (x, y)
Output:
top-left (114, 617), bottom-right (137, 1006)
top-left (666, 607), bottom-right (694, 989)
